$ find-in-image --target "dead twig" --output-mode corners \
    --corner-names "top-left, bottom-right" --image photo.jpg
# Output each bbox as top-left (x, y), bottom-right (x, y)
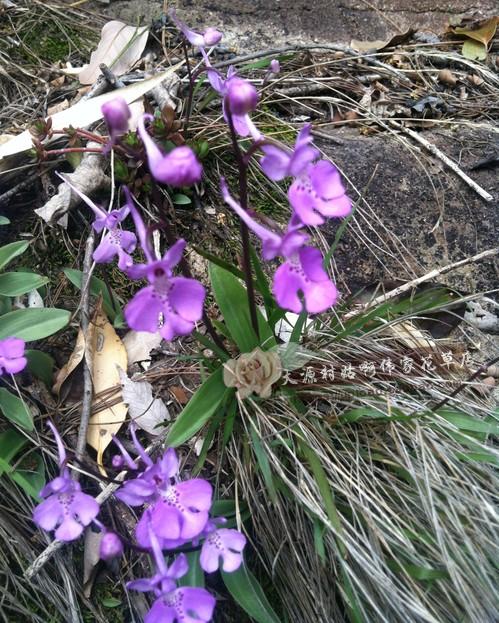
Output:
top-left (74, 231), bottom-right (95, 471)
top-left (343, 247), bottom-right (499, 321)
top-left (391, 121), bottom-right (494, 202)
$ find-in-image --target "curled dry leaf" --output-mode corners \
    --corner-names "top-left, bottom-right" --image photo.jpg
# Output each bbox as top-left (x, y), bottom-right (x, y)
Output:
top-left (34, 144), bottom-right (110, 227)
top-left (87, 304), bottom-right (128, 465)
top-left (79, 21), bottom-right (149, 85)
top-left (118, 368), bottom-right (169, 436)
top-left (350, 28), bottom-right (415, 52)
top-left (452, 17), bottom-right (499, 60)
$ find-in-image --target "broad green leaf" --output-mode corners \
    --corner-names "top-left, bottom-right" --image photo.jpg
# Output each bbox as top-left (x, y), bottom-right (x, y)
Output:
top-left (0, 428), bottom-right (28, 473)
top-left (166, 367), bottom-right (229, 447)
top-left (177, 551), bottom-right (205, 588)
top-left (64, 268), bottom-right (122, 321)
top-left (11, 452), bottom-right (45, 499)
top-left (172, 193), bottom-right (192, 205)
top-left (209, 263), bottom-right (276, 352)
top-left (222, 563), bottom-right (281, 623)
top-left (462, 39), bottom-right (487, 60)
top-left (0, 308), bottom-right (70, 341)
top-left (289, 310), bottom-right (308, 344)
top-left (0, 216), bottom-right (10, 225)
top-left (25, 349), bottom-right (54, 387)
top-left (211, 499), bottom-right (236, 517)
top-left (0, 388), bottom-right (33, 430)
top-left (249, 245), bottom-right (276, 318)
top-left (101, 597), bottom-right (122, 608)
top-left (0, 241), bottom-right (29, 271)
top-left (0, 272), bottom-right (48, 297)
top-left (313, 518), bottom-right (327, 563)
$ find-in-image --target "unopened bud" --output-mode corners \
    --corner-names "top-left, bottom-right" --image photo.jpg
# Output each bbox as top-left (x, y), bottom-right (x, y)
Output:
top-left (203, 27), bottom-right (223, 46)
top-left (99, 532), bottom-right (123, 561)
top-left (225, 78), bottom-right (259, 116)
top-left (270, 59), bottom-right (280, 74)
top-left (102, 97), bottom-right (131, 139)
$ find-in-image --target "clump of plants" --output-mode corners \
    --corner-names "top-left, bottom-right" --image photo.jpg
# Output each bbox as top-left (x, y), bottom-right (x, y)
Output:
top-left (3, 10), bottom-right (497, 623)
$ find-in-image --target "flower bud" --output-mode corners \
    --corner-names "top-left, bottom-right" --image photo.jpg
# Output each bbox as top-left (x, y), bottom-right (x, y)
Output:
top-left (112, 454), bottom-right (124, 469)
top-left (224, 78), bottom-right (259, 116)
top-left (203, 27), bottom-right (223, 46)
top-left (99, 532), bottom-right (123, 561)
top-left (270, 59), bottom-right (280, 74)
top-left (102, 97), bottom-right (131, 139)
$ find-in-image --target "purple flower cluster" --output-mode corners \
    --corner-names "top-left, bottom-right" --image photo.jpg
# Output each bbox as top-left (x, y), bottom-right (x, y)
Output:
top-left (167, 11), bottom-right (351, 315)
top-left (113, 425), bottom-right (246, 622)
top-left (32, 423), bottom-right (246, 623)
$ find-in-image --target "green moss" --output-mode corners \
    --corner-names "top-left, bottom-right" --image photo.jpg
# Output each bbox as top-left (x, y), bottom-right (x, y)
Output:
top-left (19, 22), bottom-right (81, 63)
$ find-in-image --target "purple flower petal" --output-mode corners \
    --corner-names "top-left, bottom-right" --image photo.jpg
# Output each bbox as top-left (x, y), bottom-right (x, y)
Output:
top-left (288, 177), bottom-right (325, 226)
top-left (150, 501), bottom-right (183, 540)
top-left (168, 277), bottom-right (205, 322)
top-left (116, 478), bottom-right (157, 506)
top-left (309, 160), bottom-right (344, 199)
top-left (273, 262), bottom-right (305, 313)
top-left (135, 511), bottom-right (187, 550)
top-left (55, 516), bottom-right (84, 541)
top-left (69, 491), bottom-right (100, 526)
top-left (159, 448), bottom-right (179, 479)
top-left (167, 553), bottom-right (189, 580)
top-left (125, 287), bottom-right (163, 333)
top-left (147, 588), bottom-right (215, 623)
top-left (33, 495), bottom-right (62, 532)
top-left (0, 337), bottom-right (27, 376)
top-left (160, 313), bottom-right (196, 342)
top-left (260, 145), bottom-right (291, 181)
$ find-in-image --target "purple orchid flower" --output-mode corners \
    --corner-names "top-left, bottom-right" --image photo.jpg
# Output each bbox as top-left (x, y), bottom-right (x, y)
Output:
top-left (221, 179), bottom-right (338, 313)
top-left (128, 523), bottom-right (216, 623)
top-left (169, 8), bottom-right (222, 48)
top-left (288, 159), bottom-right (352, 226)
top-left (260, 124), bottom-right (318, 181)
top-left (58, 173), bottom-right (136, 270)
top-left (33, 422), bottom-right (100, 541)
top-left (0, 337), bottom-right (27, 375)
top-left (199, 518), bottom-right (246, 573)
top-left (122, 188), bottom-right (205, 341)
top-left (137, 115), bottom-right (202, 187)
top-left (114, 426), bottom-right (213, 544)
top-left (99, 531), bottom-right (124, 560)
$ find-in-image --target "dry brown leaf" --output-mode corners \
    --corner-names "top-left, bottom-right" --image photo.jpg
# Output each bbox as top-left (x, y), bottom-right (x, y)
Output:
top-left (79, 21), bottom-right (149, 85)
top-left (351, 28), bottom-right (414, 53)
top-left (52, 323), bottom-right (90, 399)
top-left (453, 17), bottom-right (498, 46)
top-left (169, 385), bottom-right (189, 405)
top-left (87, 303), bottom-right (128, 465)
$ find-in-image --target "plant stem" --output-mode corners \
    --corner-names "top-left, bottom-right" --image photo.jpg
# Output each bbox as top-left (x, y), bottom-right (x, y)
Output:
top-left (45, 147), bottom-right (103, 157)
top-left (225, 108), bottom-right (260, 339)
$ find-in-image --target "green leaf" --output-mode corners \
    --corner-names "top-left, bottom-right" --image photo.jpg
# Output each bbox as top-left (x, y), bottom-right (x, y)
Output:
top-left (387, 560), bottom-right (449, 581)
top-left (0, 272), bottom-right (48, 296)
top-left (101, 597), bottom-right (122, 608)
top-left (0, 308), bottom-right (70, 341)
top-left (177, 551), bottom-right (205, 588)
top-left (249, 424), bottom-right (277, 503)
top-left (211, 499), bottom-right (236, 517)
top-left (193, 246), bottom-right (244, 280)
top-left (0, 428), bottom-right (28, 472)
top-left (436, 409), bottom-right (499, 435)
top-left (299, 440), bottom-right (346, 556)
top-left (0, 388), bottom-right (33, 431)
top-left (25, 349), bottom-right (54, 387)
top-left (221, 563), bottom-right (281, 623)
top-left (249, 245), bottom-right (276, 318)
top-left (172, 193), bottom-right (192, 205)
top-left (0, 241), bottom-right (29, 271)
top-left (11, 452), bottom-right (45, 499)
top-left (166, 367), bottom-right (229, 447)
top-left (0, 216), bottom-right (10, 225)
top-left (209, 263), bottom-right (276, 352)
top-left (462, 38), bottom-right (487, 60)
top-left (64, 268), bottom-right (121, 321)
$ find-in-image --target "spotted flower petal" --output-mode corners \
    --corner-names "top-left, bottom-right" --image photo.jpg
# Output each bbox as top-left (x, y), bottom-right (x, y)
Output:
top-left (146, 588), bottom-right (216, 623)
top-left (200, 528), bottom-right (246, 573)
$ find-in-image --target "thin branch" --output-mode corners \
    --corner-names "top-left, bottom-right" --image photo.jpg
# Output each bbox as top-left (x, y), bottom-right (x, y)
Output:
top-left (74, 231), bottom-right (95, 471)
top-left (343, 247), bottom-right (499, 321)
top-left (391, 121), bottom-right (494, 202)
